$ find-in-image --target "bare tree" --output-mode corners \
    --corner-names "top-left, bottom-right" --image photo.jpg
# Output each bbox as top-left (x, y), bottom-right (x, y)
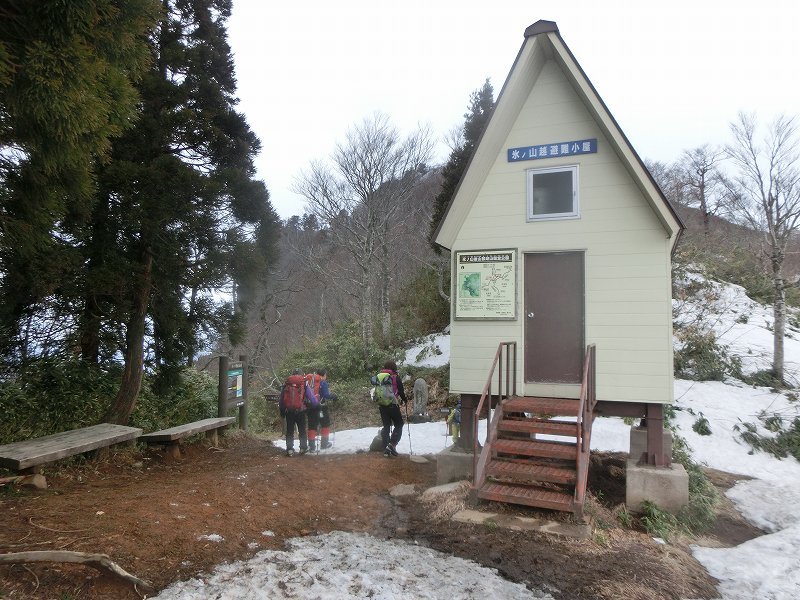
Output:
top-left (726, 112), bottom-right (800, 382)
top-left (646, 159), bottom-right (688, 206)
top-left (292, 113), bottom-right (434, 351)
top-left (679, 145), bottom-right (730, 234)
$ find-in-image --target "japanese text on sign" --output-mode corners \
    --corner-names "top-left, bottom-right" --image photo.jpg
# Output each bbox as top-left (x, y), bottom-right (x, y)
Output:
top-left (507, 138), bottom-right (597, 162)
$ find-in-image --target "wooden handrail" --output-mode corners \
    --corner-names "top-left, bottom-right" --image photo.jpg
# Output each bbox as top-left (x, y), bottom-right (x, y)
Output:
top-left (573, 344), bottom-right (596, 514)
top-left (472, 342), bottom-right (517, 490)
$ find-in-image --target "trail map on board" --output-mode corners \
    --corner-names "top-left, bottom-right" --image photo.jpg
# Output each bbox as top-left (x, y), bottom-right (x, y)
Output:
top-left (455, 250), bottom-right (516, 319)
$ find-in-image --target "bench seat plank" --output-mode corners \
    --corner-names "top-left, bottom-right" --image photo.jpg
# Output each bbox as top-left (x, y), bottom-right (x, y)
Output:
top-left (0, 423), bottom-right (142, 471)
top-left (140, 417), bottom-right (236, 443)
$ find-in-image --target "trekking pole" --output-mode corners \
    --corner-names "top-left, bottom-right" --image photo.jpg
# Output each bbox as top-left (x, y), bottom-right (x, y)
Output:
top-left (404, 400), bottom-right (412, 455)
top-left (330, 399), bottom-right (336, 447)
top-left (316, 405), bottom-right (322, 454)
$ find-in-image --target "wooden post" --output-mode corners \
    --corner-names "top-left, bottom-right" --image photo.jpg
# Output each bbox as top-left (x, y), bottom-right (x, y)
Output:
top-left (646, 403), bottom-right (668, 466)
top-left (217, 355), bottom-right (229, 418)
top-left (239, 354), bottom-right (248, 431)
top-left (459, 393), bottom-right (480, 452)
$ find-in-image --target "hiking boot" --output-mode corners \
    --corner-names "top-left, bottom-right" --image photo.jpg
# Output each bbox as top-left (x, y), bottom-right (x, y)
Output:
top-left (387, 444), bottom-right (399, 457)
top-left (321, 440), bottom-right (332, 449)
top-left (299, 447), bottom-right (308, 455)
top-left (308, 440), bottom-right (316, 452)
top-left (384, 445), bottom-right (395, 458)
top-left (286, 449), bottom-right (295, 457)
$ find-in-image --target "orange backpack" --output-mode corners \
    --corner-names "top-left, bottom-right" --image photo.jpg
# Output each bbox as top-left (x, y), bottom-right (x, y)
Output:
top-left (305, 373), bottom-right (321, 400)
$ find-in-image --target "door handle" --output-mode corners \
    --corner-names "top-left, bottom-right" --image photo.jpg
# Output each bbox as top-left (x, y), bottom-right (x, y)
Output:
top-left (527, 312), bottom-right (534, 318)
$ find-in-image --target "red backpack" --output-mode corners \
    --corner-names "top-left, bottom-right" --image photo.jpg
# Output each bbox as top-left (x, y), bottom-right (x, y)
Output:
top-left (283, 374), bottom-right (306, 411)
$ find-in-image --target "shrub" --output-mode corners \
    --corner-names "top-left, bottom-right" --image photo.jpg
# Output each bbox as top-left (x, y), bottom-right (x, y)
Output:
top-left (0, 359), bottom-right (119, 444)
top-left (671, 434), bottom-right (719, 533)
top-left (735, 416), bottom-right (800, 461)
top-left (391, 267), bottom-right (450, 342)
top-left (281, 321), bottom-right (400, 380)
top-left (740, 369), bottom-right (785, 389)
top-left (0, 359), bottom-right (217, 445)
top-left (673, 325), bottom-right (741, 381)
top-left (640, 501), bottom-right (680, 540)
top-left (131, 369), bottom-right (217, 433)
top-left (691, 414), bottom-right (712, 436)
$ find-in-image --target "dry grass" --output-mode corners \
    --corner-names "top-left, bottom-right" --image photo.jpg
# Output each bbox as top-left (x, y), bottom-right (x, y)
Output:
top-left (421, 481), bottom-right (470, 521)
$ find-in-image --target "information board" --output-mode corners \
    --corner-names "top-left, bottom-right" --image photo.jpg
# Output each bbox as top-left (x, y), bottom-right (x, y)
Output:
top-left (454, 249), bottom-right (517, 320)
top-left (227, 362), bottom-right (245, 407)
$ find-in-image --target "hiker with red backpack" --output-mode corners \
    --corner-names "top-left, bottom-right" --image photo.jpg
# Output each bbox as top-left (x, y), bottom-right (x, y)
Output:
top-left (306, 368), bottom-right (338, 452)
top-left (278, 369), bottom-right (320, 456)
top-left (371, 360), bottom-right (407, 457)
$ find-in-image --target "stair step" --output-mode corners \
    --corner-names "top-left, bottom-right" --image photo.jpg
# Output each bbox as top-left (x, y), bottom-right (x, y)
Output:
top-left (503, 396), bottom-right (581, 417)
top-left (477, 481), bottom-right (573, 512)
top-left (498, 418), bottom-right (578, 437)
top-left (494, 438), bottom-right (576, 460)
top-left (486, 460), bottom-right (576, 485)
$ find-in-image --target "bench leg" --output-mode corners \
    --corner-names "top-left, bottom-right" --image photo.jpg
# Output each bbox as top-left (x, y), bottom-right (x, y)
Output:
top-left (166, 443), bottom-right (182, 459)
top-left (206, 429), bottom-right (219, 446)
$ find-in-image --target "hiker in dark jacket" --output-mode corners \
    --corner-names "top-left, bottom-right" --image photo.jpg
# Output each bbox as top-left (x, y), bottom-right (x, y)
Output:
top-left (373, 360), bottom-right (407, 457)
top-left (279, 369), bottom-right (319, 456)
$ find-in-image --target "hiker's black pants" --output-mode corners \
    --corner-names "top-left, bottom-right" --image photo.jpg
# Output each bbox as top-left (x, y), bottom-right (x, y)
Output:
top-left (307, 404), bottom-right (330, 431)
top-left (379, 403), bottom-right (404, 448)
top-left (285, 409), bottom-right (307, 451)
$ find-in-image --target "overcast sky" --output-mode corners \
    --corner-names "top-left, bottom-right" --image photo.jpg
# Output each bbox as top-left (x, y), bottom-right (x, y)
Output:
top-left (227, 0), bottom-right (800, 220)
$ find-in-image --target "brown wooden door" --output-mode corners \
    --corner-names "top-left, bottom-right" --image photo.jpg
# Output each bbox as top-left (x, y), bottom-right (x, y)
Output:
top-left (524, 252), bottom-right (584, 383)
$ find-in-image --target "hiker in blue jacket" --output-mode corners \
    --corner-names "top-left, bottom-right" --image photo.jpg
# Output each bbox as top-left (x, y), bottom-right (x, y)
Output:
top-left (372, 360), bottom-right (407, 457)
top-left (306, 368), bottom-right (337, 451)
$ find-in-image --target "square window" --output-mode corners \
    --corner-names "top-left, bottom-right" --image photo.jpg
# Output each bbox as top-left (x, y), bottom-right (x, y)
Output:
top-left (527, 165), bottom-right (579, 220)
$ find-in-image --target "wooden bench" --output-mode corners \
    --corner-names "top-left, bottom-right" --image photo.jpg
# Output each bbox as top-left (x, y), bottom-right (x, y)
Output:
top-left (0, 423), bottom-right (142, 474)
top-left (140, 417), bottom-right (236, 458)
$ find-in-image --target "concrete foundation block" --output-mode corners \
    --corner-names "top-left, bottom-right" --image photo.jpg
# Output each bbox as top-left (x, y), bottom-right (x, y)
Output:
top-left (435, 445), bottom-right (473, 485)
top-left (629, 426), bottom-right (672, 461)
top-left (625, 459), bottom-right (689, 514)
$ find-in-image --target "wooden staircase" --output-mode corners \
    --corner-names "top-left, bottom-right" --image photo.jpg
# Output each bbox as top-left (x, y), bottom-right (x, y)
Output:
top-left (471, 344), bottom-right (596, 520)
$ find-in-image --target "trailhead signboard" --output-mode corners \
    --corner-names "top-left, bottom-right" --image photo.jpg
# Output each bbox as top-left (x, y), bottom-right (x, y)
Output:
top-left (454, 250), bottom-right (517, 320)
top-left (227, 362), bottom-right (245, 407)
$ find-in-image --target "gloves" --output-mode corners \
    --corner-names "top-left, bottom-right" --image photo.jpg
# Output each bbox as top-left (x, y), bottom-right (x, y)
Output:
top-left (279, 408), bottom-right (286, 418)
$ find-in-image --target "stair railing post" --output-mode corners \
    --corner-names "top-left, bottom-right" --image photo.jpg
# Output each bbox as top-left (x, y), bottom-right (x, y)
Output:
top-left (503, 344), bottom-right (511, 398)
top-left (513, 342), bottom-right (517, 397)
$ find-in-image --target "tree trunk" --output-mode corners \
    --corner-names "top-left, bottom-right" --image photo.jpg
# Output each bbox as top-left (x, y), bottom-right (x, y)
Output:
top-left (186, 284), bottom-right (198, 367)
top-left (79, 196), bottom-right (112, 364)
top-left (79, 293), bottom-right (102, 364)
top-left (436, 258), bottom-right (450, 302)
top-left (772, 257), bottom-right (786, 383)
top-left (102, 250), bottom-right (153, 425)
top-left (380, 260), bottom-right (391, 341)
top-left (318, 289), bottom-right (325, 336)
top-left (699, 177), bottom-right (710, 235)
top-left (360, 268), bottom-right (373, 352)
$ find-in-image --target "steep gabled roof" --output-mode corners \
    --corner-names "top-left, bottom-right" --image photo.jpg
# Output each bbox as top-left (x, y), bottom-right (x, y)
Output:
top-left (434, 20), bottom-right (684, 251)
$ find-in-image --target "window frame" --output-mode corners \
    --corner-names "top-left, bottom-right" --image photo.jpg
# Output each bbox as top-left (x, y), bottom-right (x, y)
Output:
top-left (526, 164), bottom-right (580, 221)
